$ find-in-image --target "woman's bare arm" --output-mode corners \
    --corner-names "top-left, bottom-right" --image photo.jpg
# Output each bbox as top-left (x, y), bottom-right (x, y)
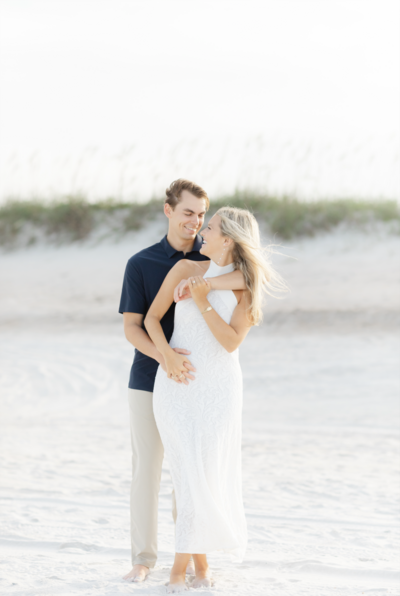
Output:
top-left (144, 260), bottom-right (201, 382)
top-left (188, 275), bottom-right (253, 352)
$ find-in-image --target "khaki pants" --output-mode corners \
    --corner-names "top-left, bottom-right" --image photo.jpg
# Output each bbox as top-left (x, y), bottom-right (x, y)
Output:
top-left (128, 388), bottom-right (177, 568)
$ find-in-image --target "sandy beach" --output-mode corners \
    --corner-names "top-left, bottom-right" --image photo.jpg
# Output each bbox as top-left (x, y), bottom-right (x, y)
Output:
top-left (1, 222), bottom-right (399, 595)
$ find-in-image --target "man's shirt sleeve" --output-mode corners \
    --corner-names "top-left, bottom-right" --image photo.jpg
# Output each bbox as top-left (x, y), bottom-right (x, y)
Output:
top-left (119, 257), bottom-right (147, 315)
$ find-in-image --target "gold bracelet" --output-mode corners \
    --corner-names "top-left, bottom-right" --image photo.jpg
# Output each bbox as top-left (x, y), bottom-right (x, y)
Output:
top-left (201, 306), bottom-right (213, 315)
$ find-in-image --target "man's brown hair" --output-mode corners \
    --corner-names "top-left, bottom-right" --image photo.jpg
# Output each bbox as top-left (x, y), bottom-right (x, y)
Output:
top-left (165, 179), bottom-right (210, 211)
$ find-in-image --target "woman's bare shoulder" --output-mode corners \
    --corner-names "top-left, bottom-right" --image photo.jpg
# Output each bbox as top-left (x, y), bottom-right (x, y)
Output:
top-left (175, 259), bottom-right (209, 275)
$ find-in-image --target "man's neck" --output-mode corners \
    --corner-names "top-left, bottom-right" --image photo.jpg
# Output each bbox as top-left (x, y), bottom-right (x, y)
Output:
top-left (166, 229), bottom-right (196, 255)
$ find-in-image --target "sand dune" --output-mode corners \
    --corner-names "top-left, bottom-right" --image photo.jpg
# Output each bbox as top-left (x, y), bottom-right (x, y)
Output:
top-left (1, 221), bottom-right (399, 328)
top-left (0, 224), bottom-right (399, 595)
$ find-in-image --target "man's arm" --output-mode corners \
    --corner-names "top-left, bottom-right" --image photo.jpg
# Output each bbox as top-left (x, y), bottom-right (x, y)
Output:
top-left (123, 312), bottom-right (162, 362)
top-left (206, 269), bottom-right (246, 291)
top-left (123, 312), bottom-right (195, 377)
top-left (174, 269), bottom-right (246, 302)
top-left (120, 257), bottom-right (167, 364)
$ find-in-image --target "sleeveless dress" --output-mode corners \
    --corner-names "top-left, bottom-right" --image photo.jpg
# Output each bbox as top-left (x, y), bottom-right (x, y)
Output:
top-left (153, 260), bottom-right (247, 561)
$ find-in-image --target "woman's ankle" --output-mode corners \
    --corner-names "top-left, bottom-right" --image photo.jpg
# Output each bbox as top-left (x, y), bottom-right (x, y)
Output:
top-left (192, 555), bottom-right (209, 574)
top-left (170, 570), bottom-right (185, 579)
top-left (170, 553), bottom-right (192, 580)
top-left (170, 565), bottom-right (186, 577)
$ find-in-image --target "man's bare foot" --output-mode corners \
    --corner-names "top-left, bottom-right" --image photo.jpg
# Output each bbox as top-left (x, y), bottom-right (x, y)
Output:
top-left (191, 565), bottom-right (212, 588)
top-left (123, 564), bottom-right (149, 582)
top-left (167, 572), bottom-right (187, 593)
top-left (186, 557), bottom-right (195, 575)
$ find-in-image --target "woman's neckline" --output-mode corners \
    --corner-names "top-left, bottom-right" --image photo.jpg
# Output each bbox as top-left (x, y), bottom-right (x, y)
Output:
top-left (206, 259), bottom-right (235, 276)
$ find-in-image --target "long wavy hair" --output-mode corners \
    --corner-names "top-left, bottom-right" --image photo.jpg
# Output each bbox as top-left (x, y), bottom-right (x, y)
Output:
top-left (216, 206), bottom-right (287, 325)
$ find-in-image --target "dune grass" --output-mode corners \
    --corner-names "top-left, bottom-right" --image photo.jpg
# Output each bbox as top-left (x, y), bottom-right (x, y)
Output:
top-left (210, 193), bottom-right (400, 238)
top-left (0, 193), bottom-right (399, 247)
top-left (0, 196), bottom-right (164, 246)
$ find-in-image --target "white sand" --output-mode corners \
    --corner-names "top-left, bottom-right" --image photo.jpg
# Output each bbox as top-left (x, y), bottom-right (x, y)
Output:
top-left (1, 224), bottom-right (399, 595)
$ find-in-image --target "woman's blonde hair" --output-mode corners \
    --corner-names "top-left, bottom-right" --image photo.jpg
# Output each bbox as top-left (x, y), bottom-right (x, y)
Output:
top-left (216, 206), bottom-right (287, 326)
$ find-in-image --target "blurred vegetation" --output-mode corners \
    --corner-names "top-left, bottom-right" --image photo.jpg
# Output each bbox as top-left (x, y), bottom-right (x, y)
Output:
top-left (210, 193), bottom-right (400, 238)
top-left (0, 193), bottom-right (399, 247)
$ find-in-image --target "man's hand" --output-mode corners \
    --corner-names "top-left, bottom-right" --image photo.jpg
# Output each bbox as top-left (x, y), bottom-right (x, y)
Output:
top-left (158, 348), bottom-right (196, 383)
top-left (174, 278), bottom-right (211, 303)
top-left (163, 349), bottom-right (197, 386)
top-left (174, 279), bottom-right (191, 302)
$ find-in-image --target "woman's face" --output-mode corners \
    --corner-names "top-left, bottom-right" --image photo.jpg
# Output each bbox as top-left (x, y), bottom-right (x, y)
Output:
top-left (200, 214), bottom-right (226, 258)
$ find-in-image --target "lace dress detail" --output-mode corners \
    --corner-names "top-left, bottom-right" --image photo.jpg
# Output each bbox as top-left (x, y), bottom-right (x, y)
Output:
top-left (153, 260), bottom-right (247, 560)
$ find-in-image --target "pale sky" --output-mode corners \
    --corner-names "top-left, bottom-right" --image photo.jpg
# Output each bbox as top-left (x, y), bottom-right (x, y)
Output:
top-left (0, 0), bottom-right (399, 200)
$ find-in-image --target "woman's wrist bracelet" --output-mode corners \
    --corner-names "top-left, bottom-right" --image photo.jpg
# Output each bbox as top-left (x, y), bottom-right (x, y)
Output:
top-left (201, 306), bottom-right (213, 315)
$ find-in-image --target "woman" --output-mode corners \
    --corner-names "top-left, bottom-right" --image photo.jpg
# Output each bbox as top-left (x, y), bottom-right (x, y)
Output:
top-left (145, 206), bottom-right (285, 593)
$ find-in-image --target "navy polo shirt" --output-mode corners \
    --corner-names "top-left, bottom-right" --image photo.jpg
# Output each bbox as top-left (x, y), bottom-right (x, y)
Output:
top-left (119, 234), bottom-right (209, 392)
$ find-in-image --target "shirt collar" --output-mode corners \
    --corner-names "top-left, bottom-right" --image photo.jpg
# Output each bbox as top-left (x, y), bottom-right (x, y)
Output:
top-left (160, 235), bottom-right (177, 257)
top-left (161, 234), bottom-right (203, 258)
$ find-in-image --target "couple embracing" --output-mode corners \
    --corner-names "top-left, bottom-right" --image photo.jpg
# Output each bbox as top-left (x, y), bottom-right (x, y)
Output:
top-left (119, 179), bottom-right (284, 592)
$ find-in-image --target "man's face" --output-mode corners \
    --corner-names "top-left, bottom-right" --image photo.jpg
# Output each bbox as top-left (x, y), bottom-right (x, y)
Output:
top-left (165, 190), bottom-right (207, 240)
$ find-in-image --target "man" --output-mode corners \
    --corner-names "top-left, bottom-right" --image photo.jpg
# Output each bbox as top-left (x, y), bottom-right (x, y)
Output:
top-left (119, 179), bottom-right (245, 582)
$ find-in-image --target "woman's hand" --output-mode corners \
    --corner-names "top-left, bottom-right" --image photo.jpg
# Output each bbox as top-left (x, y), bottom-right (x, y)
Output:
top-left (163, 349), bottom-right (196, 386)
top-left (174, 277), bottom-right (212, 303)
top-left (187, 276), bottom-right (211, 309)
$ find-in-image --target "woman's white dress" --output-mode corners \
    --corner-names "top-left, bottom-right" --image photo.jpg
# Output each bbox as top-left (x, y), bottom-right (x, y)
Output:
top-left (153, 260), bottom-right (247, 560)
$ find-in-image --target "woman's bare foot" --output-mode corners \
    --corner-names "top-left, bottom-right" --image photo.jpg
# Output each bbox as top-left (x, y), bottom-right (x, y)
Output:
top-left (191, 567), bottom-right (211, 588)
top-left (167, 553), bottom-right (191, 593)
top-left (192, 554), bottom-right (212, 588)
top-left (167, 572), bottom-right (187, 593)
top-left (123, 564), bottom-right (149, 582)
